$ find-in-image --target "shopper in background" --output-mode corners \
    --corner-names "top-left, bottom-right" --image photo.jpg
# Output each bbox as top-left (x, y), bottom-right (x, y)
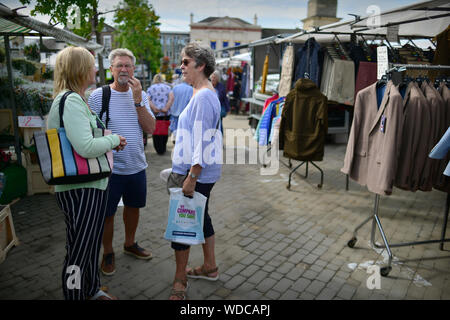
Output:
top-left (211, 70), bottom-right (230, 134)
top-left (147, 73), bottom-right (173, 154)
top-left (47, 46), bottom-right (126, 300)
top-left (169, 79), bottom-right (193, 143)
top-left (169, 43), bottom-right (222, 300)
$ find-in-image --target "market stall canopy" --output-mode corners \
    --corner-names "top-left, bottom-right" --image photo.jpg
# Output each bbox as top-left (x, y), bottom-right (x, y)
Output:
top-left (277, 0), bottom-right (450, 44)
top-left (0, 4), bottom-right (102, 52)
top-left (216, 52), bottom-right (251, 66)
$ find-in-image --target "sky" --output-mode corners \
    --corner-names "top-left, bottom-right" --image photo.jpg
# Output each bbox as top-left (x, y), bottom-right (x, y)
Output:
top-left (1, 0), bottom-right (421, 32)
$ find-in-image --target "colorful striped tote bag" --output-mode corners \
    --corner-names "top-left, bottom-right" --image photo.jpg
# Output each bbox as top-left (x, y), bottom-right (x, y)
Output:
top-left (33, 91), bottom-right (114, 185)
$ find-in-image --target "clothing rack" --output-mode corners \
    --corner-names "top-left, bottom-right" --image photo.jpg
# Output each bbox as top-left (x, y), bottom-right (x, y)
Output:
top-left (347, 63), bottom-right (450, 277)
top-left (283, 37), bottom-right (324, 190)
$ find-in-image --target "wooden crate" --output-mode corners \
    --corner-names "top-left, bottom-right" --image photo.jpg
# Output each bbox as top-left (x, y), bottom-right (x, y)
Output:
top-left (25, 152), bottom-right (54, 196)
top-left (0, 205), bottom-right (19, 264)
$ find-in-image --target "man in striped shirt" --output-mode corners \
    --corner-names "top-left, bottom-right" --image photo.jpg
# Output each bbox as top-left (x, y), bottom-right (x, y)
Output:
top-left (89, 48), bottom-right (155, 276)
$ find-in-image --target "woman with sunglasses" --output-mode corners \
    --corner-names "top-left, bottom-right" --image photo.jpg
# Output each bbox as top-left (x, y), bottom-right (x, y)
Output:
top-left (169, 43), bottom-right (223, 300)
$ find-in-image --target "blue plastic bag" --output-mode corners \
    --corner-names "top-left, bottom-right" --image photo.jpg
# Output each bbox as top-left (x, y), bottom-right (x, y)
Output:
top-left (164, 188), bottom-right (207, 245)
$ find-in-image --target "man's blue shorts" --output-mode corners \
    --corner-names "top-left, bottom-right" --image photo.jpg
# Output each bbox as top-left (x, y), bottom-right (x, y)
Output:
top-left (105, 170), bottom-right (147, 217)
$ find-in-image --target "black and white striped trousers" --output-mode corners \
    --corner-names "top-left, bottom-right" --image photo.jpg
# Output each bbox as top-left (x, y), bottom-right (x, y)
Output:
top-left (56, 187), bottom-right (108, 300)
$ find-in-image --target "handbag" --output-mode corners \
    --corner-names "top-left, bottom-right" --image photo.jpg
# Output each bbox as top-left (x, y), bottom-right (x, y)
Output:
top-left (33, 91), bottom-right (114, 185)
top-left (153, 120), bottom-right (170, 135)
top-left (164, 188), bottom-right (207, 245)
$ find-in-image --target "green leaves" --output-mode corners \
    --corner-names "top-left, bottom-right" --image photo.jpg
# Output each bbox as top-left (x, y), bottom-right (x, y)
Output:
top-left (113, 0), bottom-right (163, 75)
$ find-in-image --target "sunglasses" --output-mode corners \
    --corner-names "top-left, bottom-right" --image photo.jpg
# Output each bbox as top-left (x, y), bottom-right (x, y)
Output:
top-left (181, 58), bottom-right (192, 66)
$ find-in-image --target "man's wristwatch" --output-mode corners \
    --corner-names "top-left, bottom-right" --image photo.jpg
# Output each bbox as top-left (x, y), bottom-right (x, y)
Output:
top-left (134, 101), bottom-right (143, 107)
top-left (189, 172), bottom-right (198, 179)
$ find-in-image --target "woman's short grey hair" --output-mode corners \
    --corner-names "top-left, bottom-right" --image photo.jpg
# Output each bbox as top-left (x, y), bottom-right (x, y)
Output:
top-left (211, 70), bottom-right (221, 79)
top-left (181, 42), bottom-right (216, 78)
top-left (108, 48), bottom-right (136, 66)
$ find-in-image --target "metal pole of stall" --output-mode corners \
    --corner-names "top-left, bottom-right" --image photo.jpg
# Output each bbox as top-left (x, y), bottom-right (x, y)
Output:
top-left (4, 35), bottom-right (22, 167)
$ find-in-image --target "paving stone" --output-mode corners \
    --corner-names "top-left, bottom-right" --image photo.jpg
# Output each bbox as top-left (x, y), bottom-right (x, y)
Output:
top-left (247, 270), bottom-right (268, 285)
top-left (291, 277), bottom-right (311, 292)
top-left (224, 275), bottom-right (246, 290)
top-left (256, 278), bottom-right (277, 293)
top-left (316, 287), bottom-right (338, 300)
top-left (306, 279), bottom-right (326, 295)
top-left (272, 278), bottom-right (294, 293)
top-left (279, 289), bottom-right (298, 300)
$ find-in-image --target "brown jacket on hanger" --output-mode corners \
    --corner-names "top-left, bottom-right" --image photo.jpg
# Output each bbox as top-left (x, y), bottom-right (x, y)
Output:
top-left (279, 78), bottom-right (328, 161)
top-left (420, 82), bottom-right (446, 191)
top-left (395, 82), bottom-right (431, 191)
top-left (341, 81), bottom-right (403, 195)
top-left (434, 84), bottom-right (450, 193)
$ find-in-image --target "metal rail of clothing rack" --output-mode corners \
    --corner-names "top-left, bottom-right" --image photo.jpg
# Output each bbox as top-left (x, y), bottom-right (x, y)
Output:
top-left (347, 63), bottom-right (450, 277)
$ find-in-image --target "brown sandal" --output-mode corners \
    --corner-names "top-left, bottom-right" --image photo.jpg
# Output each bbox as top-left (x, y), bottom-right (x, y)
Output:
top-left (169, 278), bottom-right (188, 300)
top-left (186, 265), bottom-right (219, 281)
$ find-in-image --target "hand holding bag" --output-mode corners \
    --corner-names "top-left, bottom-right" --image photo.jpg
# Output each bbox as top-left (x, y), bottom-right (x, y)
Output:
top-left (164, 188), bottom-right (207, 245)
top-left (33, 91), bottom-right (114, 185)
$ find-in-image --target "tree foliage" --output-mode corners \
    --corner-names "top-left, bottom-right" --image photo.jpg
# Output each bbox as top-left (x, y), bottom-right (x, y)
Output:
top-left (113, 0), bottom-right (163, 75)
top-left (19, 0), bottom-right (104, 39)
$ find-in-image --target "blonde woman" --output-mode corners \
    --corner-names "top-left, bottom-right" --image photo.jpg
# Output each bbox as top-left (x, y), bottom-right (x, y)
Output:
top-left (47, 46), bottom-right (126, 300)
top-left (147, 73), bottom-right (174, 154)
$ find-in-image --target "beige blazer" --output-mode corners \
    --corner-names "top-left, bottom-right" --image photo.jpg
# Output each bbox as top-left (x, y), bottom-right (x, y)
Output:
top-left (342, 80), bottom-right (404, 195)
top-left (395, 82), bottom-right (431, 191)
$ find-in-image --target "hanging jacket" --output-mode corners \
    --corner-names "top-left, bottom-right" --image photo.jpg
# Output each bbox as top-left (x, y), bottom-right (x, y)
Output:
top-left (279, 45), bottom-right (295, 97)
top-left (279, 78), bottom-right (328, 161)
top-left (293, 38), bottom-right (322, 86)
top-left (342, 81), bottom-right (404, 196)
top-left (394, 82), bottom-right (431, 191)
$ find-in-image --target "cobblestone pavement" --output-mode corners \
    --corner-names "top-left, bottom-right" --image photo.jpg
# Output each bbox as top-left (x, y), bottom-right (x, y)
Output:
top-left (0, 115), bottom-right (449, 300)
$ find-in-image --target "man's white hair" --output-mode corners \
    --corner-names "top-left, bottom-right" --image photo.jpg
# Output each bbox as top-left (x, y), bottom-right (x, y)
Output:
top-left (108, 48), bottom-right (136, 66)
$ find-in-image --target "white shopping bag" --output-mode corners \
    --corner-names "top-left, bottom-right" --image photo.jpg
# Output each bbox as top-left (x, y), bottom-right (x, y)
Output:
top-left (164, 188), bottom-right (207, 245)
top-left (160, 168), bottom-right (172, 182)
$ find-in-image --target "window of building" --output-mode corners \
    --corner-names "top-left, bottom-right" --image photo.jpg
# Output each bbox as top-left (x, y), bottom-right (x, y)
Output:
top-left (103, 35), bottom-right (112, 51)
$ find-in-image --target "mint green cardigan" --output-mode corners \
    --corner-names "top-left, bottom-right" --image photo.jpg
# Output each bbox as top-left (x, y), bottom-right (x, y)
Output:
top-left (46, 90), bottom-right (120, 192)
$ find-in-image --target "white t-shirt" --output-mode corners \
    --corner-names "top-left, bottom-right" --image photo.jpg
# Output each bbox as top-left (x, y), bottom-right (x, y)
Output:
top-left (88, 87), bottom-right (154, 175)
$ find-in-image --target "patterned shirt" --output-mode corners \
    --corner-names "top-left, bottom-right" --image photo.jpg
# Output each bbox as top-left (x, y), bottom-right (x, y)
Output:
top-left (147, 83), bottom-right (172, 116)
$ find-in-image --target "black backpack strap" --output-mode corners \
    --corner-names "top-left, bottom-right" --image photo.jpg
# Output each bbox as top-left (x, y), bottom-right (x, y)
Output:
top-left (58, 91), bottom-right (74, 128)
top-left (100, 85), bottom-right (111, 128)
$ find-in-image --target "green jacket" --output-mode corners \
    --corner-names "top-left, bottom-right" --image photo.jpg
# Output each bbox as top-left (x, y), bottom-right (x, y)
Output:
top-left (46, 90), bottom-right (120, 192)
top-left (279, 78), bottom-right (328, 161)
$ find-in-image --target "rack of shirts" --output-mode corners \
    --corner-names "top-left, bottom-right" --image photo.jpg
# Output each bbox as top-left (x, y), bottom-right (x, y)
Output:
top-left (343, 64), bottom-right (450, 276)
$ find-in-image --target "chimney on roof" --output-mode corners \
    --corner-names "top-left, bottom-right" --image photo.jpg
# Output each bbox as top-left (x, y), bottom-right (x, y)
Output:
top-left (190, 13), bottom-right (194, 24)
top-left (254, 14), bottom-right (257, 25)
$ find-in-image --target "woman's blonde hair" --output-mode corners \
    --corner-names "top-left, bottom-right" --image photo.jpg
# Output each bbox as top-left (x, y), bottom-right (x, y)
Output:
top-left (53, 46), bottom-right (95, 98)
top-left (152, 73), bottom-right (163, 84)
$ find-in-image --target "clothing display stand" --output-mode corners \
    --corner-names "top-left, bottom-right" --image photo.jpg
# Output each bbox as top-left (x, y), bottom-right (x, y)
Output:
top-left (286, 158), bottom-right (324, 189)
top-left (347, 63), bottom-right (450, 277)
top-left (261, 148), bottom-right (324, 189)
top-left (285, 37), bottom-right (324, 190)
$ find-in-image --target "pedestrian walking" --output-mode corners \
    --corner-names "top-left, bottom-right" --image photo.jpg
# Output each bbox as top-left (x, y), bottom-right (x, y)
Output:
top-left (169, 43), bottom-right (223, 300)
top-left (147, 73), bottom-right (173, 154)
top-left (47, 46), bottom-right (127, 300)
top-left (88, 48), bottom-right (156, 277)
